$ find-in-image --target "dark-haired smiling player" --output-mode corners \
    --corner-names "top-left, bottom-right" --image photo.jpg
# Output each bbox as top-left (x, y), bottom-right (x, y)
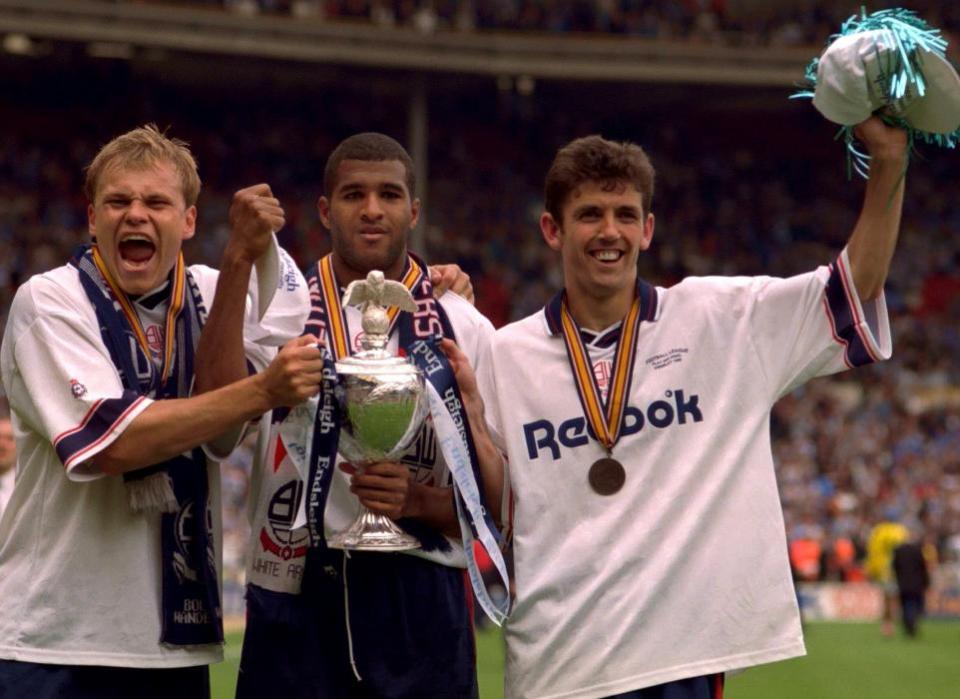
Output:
top-left (469, 117), bottom-right (906, 699)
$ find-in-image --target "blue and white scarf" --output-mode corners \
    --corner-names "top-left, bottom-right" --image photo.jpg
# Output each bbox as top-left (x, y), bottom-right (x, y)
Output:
top-left (71, 244), bottom-right (223, 646)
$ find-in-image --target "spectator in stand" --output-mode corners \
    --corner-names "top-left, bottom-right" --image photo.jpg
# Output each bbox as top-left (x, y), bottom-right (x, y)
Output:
top-left (203, 0), bottom-right (960, 44)
top-left (789, 537), bottom-right (822, 583)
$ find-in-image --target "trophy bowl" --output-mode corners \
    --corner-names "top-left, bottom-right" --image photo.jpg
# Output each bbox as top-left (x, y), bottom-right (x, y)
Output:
top-left (328, 354), bottom-right (428, 551)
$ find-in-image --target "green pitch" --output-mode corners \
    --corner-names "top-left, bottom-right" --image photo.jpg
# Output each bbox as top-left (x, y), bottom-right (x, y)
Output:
top-left (726, 621), bottom-right (960, 699)
top-left (212, 621), bottom-right (960, 698)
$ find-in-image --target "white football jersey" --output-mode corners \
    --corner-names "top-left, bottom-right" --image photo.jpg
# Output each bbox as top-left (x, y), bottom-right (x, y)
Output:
top-left (0, 244), bottom-right (307, 668)
top-left (478, 250), bottom-right (890, 698)
top-left (246, 290), bottom-right (494, 594)
top-left (0, 468), bottom-right (13, 521)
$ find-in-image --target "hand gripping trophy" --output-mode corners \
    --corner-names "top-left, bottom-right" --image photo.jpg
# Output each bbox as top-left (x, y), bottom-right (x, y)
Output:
top-left (327, 271), bottom-right (429, 551)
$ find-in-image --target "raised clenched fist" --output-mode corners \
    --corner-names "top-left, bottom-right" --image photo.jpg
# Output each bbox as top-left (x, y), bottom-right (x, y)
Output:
top-left (227, 183), bottom-right (286, 264)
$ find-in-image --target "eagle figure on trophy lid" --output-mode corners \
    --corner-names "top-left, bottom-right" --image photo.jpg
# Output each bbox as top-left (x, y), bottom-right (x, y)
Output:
top-left (343, 270), bottom-right (418, 352)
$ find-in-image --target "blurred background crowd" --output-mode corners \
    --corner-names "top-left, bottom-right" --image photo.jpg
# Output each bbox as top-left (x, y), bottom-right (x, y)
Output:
top-left (133, 0), bottom-right (960, 47)
top-left (2, 0), bottom-right (960, 611)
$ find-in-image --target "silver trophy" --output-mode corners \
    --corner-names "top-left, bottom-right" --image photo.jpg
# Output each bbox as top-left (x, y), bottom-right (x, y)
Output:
top-left (327, 270), bottom-right (428, 551)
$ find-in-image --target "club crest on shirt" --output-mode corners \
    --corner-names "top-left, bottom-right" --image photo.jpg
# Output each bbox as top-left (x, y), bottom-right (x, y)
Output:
top-left (259, 479), bottom-right (309, 561)
top-left (250, 479), bottom-right (309, 586)
top-left (145, 324), bottom-right (164, 356)
top-left (69, 378), bottom-right (87, 399)
top-left (352, 331), bottom-right (365, 353)
top-left (593, 360), bottom-right (611, 399)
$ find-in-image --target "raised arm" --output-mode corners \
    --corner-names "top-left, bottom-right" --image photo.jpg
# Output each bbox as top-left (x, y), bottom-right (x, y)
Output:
top-left (430, 264), bottom-right (474, 304)
top-left (845, 116), bottom-right (909, 301)
top-left (194, 183), bottom-right (285, 393)
top-left (89, 183), bottom-right (312, 475)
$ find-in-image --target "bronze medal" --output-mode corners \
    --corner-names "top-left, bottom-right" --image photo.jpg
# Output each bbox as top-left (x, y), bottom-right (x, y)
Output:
top-left (588, 457), bottom-right (626, 496)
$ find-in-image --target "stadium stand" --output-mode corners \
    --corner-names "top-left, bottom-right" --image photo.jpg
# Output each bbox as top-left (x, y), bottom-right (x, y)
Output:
top-left (1, 0), bottom-right (959, 615)
top-left (138, 0), bottom-right (960, 46)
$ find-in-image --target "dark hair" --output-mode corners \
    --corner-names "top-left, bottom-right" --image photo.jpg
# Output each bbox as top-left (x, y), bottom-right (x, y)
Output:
top-left (323, 132), bottom-right (416, 196)
top-left (544, 135), bottom-right (655, 222)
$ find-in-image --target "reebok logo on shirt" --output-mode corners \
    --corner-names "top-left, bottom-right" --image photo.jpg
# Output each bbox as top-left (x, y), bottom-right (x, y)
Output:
top-left (522, 389), bottom-right (703, 460)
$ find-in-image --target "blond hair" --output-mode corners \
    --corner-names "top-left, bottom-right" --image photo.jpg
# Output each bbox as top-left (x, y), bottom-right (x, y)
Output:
top-left (84, 124), bottom-right (201, 206)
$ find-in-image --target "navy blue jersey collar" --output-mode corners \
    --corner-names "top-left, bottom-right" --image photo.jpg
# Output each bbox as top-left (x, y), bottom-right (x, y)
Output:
top-left (544, 278), bottom-right (658, 337)
top-left (581, 323), bottom-right (622, 348)
top-left (135, 281), bottom-right (172, 310)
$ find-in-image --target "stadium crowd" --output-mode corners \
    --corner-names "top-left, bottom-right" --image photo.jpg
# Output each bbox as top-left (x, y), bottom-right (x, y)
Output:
top-left (127, 0), bottom-right (960, 46)
top-left (2, 55), bottom-right (960, 606)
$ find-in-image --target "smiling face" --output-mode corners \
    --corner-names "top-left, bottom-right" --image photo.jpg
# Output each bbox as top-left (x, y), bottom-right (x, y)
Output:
top-left (541, 179), bottom-right (654, 320)
top-left (87, 160), bottom-right (196, 296)
top-left (317, 159), bottom-right (419, 284)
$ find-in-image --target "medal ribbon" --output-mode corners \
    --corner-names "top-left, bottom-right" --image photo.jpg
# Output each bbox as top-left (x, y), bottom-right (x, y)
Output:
top-left (91, 246), bottom-right (186, 385)
top-left (399, 275), bottom-right (511, 626)
top-left (316, 254), bottom-right (422, 359)
top-left (559, 293), bottom-right (643, 451)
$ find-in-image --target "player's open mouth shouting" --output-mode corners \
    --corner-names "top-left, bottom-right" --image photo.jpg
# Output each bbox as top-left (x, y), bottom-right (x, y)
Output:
top-left (117, 233), bottom-right (157, 270)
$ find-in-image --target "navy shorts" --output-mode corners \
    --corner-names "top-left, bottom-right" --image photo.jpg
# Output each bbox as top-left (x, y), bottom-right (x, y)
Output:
top-left (0, 658), bottom-right (209, 699)
top-left (237, 548), bottom-right (478, 699)
top-left (610, 673), bottom-right (724, 699)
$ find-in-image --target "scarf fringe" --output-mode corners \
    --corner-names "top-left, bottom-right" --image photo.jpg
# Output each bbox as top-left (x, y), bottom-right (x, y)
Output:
top-left (127, 471), bottom-right (179, 513)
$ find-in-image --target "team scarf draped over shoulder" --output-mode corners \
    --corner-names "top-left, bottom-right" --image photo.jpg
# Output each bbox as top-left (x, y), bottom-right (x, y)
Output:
top-left (70, 244), bottom-right (223, 646)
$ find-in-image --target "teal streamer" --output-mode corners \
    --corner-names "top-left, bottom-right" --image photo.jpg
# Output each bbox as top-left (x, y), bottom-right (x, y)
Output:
top-left (792, 6), bottom-right (960, 178)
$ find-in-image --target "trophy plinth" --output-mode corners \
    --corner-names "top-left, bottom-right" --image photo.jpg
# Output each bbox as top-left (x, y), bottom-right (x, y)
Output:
top-left (327, 271), bottom-right (427, 552)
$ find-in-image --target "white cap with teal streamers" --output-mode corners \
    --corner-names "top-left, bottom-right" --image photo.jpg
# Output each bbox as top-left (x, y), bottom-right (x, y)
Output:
top-left (793, 8), bottom-right (960, 176)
